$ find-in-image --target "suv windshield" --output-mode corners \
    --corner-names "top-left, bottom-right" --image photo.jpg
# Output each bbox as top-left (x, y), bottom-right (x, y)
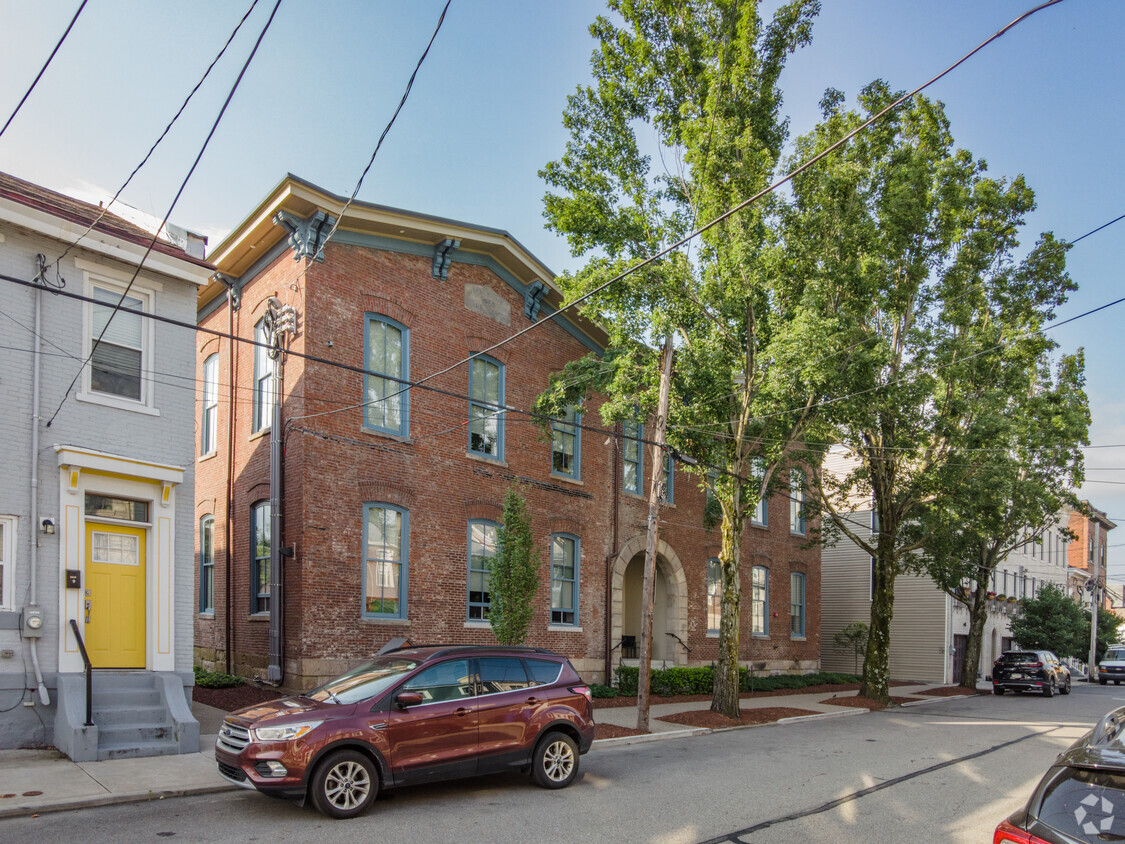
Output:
top-left (1035, 766), bottom-right (1125, 841)
top-left (305, 657), bottom-right (420, 704)
top-left (1001, 653), bottom-right (1040, 665)
top-left (1105, 648), bottom-right (1125, 662)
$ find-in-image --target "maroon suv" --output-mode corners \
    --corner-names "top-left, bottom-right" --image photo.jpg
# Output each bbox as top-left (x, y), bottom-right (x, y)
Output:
top-left (214, 645), bottom-right (595, 818)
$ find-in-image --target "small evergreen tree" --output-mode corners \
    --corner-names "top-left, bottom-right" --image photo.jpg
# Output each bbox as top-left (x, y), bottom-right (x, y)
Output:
top-left (1009, 584), bottom-right (1086, 659)
top-left (833, 621), bottom-right (869, 675)
top-left (490, 486), bottom-right (542, 646)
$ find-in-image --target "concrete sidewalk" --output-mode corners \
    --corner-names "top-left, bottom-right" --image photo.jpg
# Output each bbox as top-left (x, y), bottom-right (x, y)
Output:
top-left (0, 684), bottom-right (975, 819)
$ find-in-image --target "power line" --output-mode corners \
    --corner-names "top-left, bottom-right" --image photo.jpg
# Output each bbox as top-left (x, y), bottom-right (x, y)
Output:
top-left (50, 0), bottom-right (261, 276)
top-left (0, 0), bottom-right (88, 140)
top-left (358, 0), bottom-right (1066, 408)
top-left (288, 0), bottom-right (452, 292)
top-left (1071, 212), bottom-right (1125, 245)
top-left (44, 0), bottom-right (285, 429)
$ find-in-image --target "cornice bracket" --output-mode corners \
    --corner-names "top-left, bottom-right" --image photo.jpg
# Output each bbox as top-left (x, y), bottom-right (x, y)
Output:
top-left (431, 238), bottom-right (460, 280)
top-left (273, 210), bottom-right (336, 262)
top-left (524, 280), bottom-right (548, 321)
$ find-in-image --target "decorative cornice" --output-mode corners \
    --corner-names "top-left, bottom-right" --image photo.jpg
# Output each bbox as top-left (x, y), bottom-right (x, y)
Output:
top-left (212, 272), bottom-right (241, 310)
top-left (524, 280), bottom-right (548, 321)
top-left (432, 238), bottom-right (459, 280)
top-left (273, 210), bottom-right (336, 262)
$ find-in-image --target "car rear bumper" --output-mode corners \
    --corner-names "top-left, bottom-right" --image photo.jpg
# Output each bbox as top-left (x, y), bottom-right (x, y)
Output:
top-left (993, 679), bottom-right (1049, 692)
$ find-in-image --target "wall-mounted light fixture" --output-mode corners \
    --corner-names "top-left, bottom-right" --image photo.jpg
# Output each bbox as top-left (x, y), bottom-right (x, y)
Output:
top-left (41, 518), bottom-right (55, 535)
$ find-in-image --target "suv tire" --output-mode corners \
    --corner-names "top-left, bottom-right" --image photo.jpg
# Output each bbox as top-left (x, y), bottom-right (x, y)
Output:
top-left (1061, 677), bottom-right (1072, 695)
top-left (1043, 678), bottom-right (1055, 698)
top-left (1102, 678), bottom-right (1109, 685)
top-left (532, 731), bottom-right (579, 789)
top-left (993, 687), bottom-right (1005, 695)
top-left (310, 749), bottom-right (378, 819)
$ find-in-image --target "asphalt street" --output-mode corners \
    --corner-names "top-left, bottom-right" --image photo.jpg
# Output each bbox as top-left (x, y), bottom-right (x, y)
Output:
top-left (4, 683), bottom-right (1123, 843)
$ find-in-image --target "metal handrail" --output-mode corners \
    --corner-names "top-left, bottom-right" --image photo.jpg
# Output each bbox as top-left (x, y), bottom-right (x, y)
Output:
top-left (68, 619), bottom-right (93, 727)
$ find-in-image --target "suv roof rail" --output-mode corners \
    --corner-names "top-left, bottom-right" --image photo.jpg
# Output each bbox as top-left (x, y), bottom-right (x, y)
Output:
top-left (380, 644), bottom-right (560, 658)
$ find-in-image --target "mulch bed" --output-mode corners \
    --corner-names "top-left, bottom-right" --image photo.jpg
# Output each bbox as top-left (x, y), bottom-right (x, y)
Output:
top-left (593, 681), bottom-right (916, 709)
top-left (596, 723), bottom-right (648, 740)
top-left (916, 685), bottom-right (985, 696)
top-left (193, 684), bottom-right (285, 712)
top-left (659, 707), bottom-right (819, 729)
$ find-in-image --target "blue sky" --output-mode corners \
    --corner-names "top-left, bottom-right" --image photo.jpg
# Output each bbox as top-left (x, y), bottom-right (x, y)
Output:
top-left (1, 0), bottom-right (1122, 573)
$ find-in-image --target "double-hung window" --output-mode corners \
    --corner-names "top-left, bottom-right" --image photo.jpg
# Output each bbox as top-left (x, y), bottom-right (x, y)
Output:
top-left (201, 354), bottom-right (218, 456)
top-left (790, 572), bottom-right (806, 638)
top-left (250, 501), bottom-right (270, 614)
top-left (550, 534), bottom-right (579, 626)
top-left (551, 406), bottom-right (581, 479)
top-left (623, 421), bottom-right (643, 495)
top-left (752, 565), bottom-right (769, 636)
top-left (252, 318), bottom-right (275, 433)
top-left (469, 356), bottom-right (504, 459)
top-left (790, 469), bottom-right (806, 535)
top-left (364, 504), bottom-right (408, 618)
top-left (467, 520), bottom-right (498, 620)
top-left (364, 315), bottom-right (408, 436)
top-left (706, 558), bottom-right (722, 633)
top-left (200, 515), bottom-right (214, 613)
top-left (0, 516), bottom-right (14, 611)
top-left (87, 281), bottom-right (151, 406)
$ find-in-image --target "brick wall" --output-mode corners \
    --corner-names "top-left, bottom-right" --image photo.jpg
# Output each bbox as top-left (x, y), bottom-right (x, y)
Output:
top-left (195, 237), bottom-right (820, 687)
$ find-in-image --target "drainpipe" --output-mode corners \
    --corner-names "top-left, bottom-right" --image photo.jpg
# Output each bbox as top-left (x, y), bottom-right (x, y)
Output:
top-left (28, 257), bottom-right (50, 705)
top-left (1088, 519), bottom-right (1101, 680)
top-left (266, 299), bottom-right (296, 684)
top-left (223, 282), bottom-right (240, 674)
top-left (604, 421), bottom-right (620, 685)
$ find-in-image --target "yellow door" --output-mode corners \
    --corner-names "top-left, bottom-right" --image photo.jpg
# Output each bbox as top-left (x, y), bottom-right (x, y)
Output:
top-left (85, 523), bottom-right (146, 668)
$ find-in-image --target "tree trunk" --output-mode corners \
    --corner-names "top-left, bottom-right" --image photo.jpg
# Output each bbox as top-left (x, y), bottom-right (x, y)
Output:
top-left (636, 335), bottom-right (674, 733)
top-left (961, 587), bottom-right (988, 692)
top-left (860, 545), bottom-right (896, 703)
top-left (711, 512), bottom-right (744, 718)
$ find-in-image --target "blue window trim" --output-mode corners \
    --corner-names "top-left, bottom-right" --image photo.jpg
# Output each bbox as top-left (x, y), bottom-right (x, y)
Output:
top-left (790, 469), bottom-right (806, 535)
top-left (790, 572), bottom-right (806, 638)
top-left (468, 354), bottom-right (505, 460)
top-left (201, 354), bottom-right (218, 456)
top-left (467, 519), bottom-right (499, 621)
top-left (623, 421), bottom-right (643, 495)
top-left (706, 558), bottom-right (721, 634)
top-left (250, 500), bottom-right (270, 614)
top-left (361, 502), bottom-right (409, 620)
top-left (550, 533), bottom-right (580, 627)
top-left (752, 565), bottom-right (769, 637)
top-left (663, 453), bottom-right (674, 504)
top-left (252, 318), bottom-right (273, 434)
top-left (362, 315), bottom-right (411, 438)
top-left (199, 514), bottom-right (214, 613)
top-left (550, 406), bottom-right (581, 480)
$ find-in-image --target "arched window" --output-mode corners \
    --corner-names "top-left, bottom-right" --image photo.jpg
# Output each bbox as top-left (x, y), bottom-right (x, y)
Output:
top-left (550, 533), bottom-right (580, 626)
top-left (752, 566), bottom-right (769, 636)
top-left (363, 503), bottom-right (408, 619)
top-left (467, 520), bottom-right (499, 620)
top-left (364, 314), bottom-right (409, 436)
top-left (199, 514), bottom-right (214, 613)
top-left (790, 572), bottom-right (806, 638)
top-left (250, 501), bottom-right (270, 614)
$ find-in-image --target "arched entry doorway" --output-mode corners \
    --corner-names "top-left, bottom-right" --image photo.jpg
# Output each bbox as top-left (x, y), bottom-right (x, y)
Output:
top-left (610, 536), bottom-right (689, 667)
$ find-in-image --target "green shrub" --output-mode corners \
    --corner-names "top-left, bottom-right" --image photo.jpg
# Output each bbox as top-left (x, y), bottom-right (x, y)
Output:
top-left (589, 684), bottom-right (618, 699)
top-left (194, 665), bottom-right (244, 689)
top-left (612, 664), bottom-right (858, 697)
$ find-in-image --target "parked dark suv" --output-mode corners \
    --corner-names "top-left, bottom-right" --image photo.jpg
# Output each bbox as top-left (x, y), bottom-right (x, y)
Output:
top-left (214, 645), bottom-right (595, 818)
top-left (995, 705), bottom-right (1125, 843)
top-left (992, 650), bottom-right (1071, 697)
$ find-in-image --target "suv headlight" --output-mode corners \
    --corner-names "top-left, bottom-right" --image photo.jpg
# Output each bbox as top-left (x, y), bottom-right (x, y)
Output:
top-left (252, 720), bottom-right (323, 742)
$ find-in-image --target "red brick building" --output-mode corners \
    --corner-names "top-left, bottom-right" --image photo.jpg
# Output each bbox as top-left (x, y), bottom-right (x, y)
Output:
top-left (1067, 502), bottom-right (1116, 609)
top-left (193, 175), bottom-right (820, 687)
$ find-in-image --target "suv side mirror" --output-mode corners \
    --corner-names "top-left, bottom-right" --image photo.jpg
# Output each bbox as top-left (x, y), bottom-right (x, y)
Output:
top-left (396, 691), bottom-right (424, 709)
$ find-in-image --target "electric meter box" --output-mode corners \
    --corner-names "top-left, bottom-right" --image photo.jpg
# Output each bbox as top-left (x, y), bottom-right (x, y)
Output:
top-left (21, 607), bottom-right (45, 638)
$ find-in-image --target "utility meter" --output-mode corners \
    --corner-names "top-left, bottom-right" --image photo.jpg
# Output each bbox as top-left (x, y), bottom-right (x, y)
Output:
top-left (21, 607), bottom-right (45, 639)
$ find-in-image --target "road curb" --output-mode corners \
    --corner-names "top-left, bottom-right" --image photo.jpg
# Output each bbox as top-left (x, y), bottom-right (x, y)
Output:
top-left (0, 784), bottom-right (237, 820)
top-left (777, 708), bottom-right (870, 724)
top-left (901, 695), bottom-right (968, 707)
top-left (594, 727), bottom-right (710, 746)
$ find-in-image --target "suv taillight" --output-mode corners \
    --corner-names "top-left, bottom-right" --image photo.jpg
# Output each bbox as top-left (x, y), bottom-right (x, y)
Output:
top-left (994, 819), bottom-right (1049, 843)
top-left (1028, 662), bottom-right (1042, 669)
top-left (570, 685), bottom-right (592, 703)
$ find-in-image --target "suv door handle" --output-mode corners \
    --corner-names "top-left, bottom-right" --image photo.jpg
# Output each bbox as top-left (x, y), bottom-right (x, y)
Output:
top-left (525, 697), bottom-right (539, 706)
top-left (455, 707), bottom-right (470, 717)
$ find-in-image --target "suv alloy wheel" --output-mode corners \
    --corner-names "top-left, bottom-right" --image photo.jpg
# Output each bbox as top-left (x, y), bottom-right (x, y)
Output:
top-left (532, 731), bottom-right (579, 789)
top-left (310, 749), bottom-right (379, 819)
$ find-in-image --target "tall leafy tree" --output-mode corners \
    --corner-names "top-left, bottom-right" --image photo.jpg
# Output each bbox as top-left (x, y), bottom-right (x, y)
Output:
top-left (490, 487), bottom-right (542, 646)
top-left (1009, 583), bottom-right (1089, 661)
top-left (536, 0), bottom-right (836, 720)
top-left (914, 352), bottom-right (1088, 691)
top-left (794, 83), bottom-right (1077, 703)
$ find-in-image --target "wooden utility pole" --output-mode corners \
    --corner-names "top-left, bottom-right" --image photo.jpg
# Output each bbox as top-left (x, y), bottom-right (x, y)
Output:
top-left (637, 334), bottom-right (674, 732)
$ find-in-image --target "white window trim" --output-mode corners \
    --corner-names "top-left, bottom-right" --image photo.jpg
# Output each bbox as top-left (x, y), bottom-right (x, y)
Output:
top-left (76, 265), bottom-right (159, 416)
top-left (201, 354), bottom-right (218, 456)
top-left (0, 515), bottom-right (15, 611)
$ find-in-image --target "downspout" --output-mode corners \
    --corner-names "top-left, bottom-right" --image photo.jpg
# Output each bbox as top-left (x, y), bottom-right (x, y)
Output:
top-left (266, 353), bottom-right (284, 683)
top-left (28, 257), bottom-right (49, 705)
top-left (604, 421), bottom-right (620, 684)
top-left (224, 284), bottom-right (239, 673)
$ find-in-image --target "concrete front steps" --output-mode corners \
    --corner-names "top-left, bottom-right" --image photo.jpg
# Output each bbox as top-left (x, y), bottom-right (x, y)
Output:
top-left (55, 672), bottom-right (199, 762)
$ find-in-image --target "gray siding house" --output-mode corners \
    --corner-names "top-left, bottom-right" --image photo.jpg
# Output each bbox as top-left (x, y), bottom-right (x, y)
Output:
top-left (0, 172), bottom-right (212, 759)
